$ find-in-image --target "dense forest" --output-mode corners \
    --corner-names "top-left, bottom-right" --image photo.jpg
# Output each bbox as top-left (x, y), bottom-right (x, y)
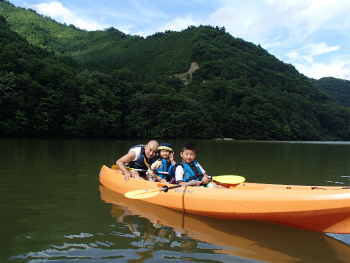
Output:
top-left (310, 77), bottom-right (350, 108)
top-left (1, 0), bottom-right (349, 140)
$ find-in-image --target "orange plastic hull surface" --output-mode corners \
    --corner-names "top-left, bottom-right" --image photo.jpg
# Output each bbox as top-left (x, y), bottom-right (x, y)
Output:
top-left (100, 185), bottom-right (350, 263)
top-left (99, 165), bottom-right (350, 233)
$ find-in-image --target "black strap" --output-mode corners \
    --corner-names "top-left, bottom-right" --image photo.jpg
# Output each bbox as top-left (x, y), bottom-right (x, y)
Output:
top-left (186, 162), bottom-right (204, 181)
top-left (141, 147), bottom-right (151, 165)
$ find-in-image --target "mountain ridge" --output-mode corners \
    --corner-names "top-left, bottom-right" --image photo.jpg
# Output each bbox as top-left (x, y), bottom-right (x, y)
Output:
top-left (0, 0), bottom-right (349, 140)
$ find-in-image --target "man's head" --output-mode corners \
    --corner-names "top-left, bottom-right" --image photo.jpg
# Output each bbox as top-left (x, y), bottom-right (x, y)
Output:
top-left (145, 140), bottom-right (159, 159)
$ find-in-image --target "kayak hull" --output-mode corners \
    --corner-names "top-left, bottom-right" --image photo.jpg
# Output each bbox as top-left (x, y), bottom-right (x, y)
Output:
top-left (99, 165), bottom-right (350, 233)
top-left (100, 185), bottom-right (350, 263)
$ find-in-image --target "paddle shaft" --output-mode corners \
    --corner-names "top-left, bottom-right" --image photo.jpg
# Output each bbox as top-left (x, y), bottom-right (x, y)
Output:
top-left (160, 181), bottom-right (197, 192)
top-left (112, 165), bottom-right (245, 184)
top-left (124, 181), bottom-right (198, 199)
top-left (133, 168), bottom-right (169, 175)
top-left (111, 165), bottom-right (169, 175)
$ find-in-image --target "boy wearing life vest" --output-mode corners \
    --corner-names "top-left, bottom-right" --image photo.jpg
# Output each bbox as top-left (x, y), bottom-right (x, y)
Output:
top-left (175, 142), bottom-right (224, 188)
top-left (175, 142), bottom-right (209, 186)
top-left (149, 142), bottom-right (176, 183)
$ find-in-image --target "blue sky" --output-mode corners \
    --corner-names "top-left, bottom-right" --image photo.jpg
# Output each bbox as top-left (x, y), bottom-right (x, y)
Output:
top-left (8, 0), bottom-right (350, 80)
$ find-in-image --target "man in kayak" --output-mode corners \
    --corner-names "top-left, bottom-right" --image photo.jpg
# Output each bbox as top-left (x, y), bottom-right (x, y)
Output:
top-left (116, 140), bottom-right (159, 182)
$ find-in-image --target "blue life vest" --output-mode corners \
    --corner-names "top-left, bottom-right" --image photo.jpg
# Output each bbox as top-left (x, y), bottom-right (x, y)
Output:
top-left (179, 161), bottom-right (204, 182)
top-left (129, 144), bottom-right (156, 170)
top-left (156, 158), bottom-right (175, 180)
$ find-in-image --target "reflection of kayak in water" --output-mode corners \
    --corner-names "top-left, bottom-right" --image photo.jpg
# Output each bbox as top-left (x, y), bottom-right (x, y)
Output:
top-left (100, 185), bottom-right (350, 263)
top-left (99, 165), bottom-right (350, 233)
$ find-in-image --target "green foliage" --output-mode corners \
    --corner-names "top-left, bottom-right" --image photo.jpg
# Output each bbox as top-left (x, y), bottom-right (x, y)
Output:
top-left (0, 14), bottom-right (122, 137)
top-left (0, 1), bottom-right (193, 80)
top-left (0, 1), bottom-right (349, 140)
top-left (310, 77), bottom-right (350, 107)
top-left (124, 93), bottom-right (214, 139)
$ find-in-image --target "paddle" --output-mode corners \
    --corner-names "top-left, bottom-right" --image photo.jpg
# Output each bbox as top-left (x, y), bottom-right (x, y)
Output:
top-left (111, 165), bottom-right (245, 184)
top-left (111, 165), bottom-right (169, 175)
top-left (211, 175), bottom-right (245, 184)
top-left (125, 181), bottom-right (197, 199)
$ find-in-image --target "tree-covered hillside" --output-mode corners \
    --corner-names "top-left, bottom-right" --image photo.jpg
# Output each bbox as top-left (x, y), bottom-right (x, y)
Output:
top-left (0, 15), bottom-right (123, 137)
top-left (1, 0), bottom-right (349, 141)
top-left (310, 77), bottom-right (350, 108)
top-left (0, 0), bottom-right (192, 80)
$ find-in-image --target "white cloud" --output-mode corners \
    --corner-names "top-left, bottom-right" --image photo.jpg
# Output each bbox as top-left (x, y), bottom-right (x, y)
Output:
top-left (33, 1), bottom-right (109, 30)
top-left (296, 0), bottom-right (350, 33)
top-left (287, 43), bottom-right (340, 63)
top-left (128, 14), bottom-right (200, 37)
top-left (208, 0), bottom-right (350, 45)
top-left (159, 15), bottom-right (199, 33)
top-left (286, 50), bottom-right (299, 60)
top-left (304, 43), bottom-right (339, 57)
top-left (207, 4), bottom-right (264, 42)
top-left (285, 42), bottom-right (347, 79)
top-left (206, 0), bottom-right (350, 80)
top-left (294, 60), bottom-right (350, 80)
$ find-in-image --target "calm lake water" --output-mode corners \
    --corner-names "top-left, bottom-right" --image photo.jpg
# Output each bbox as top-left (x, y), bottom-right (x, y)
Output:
top-left (1, 138), bottom-right (349, 263)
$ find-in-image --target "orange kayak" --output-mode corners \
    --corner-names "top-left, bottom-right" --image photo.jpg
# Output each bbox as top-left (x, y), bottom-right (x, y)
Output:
top-left (100, 185), bottom-right (350, 263)
top-left (99, 165), bottom-right (350, 234)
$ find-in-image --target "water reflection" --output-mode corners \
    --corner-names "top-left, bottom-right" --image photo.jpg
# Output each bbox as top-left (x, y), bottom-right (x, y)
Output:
top-left (100, 185), bottom-right (350, 263)
top-left (1, 139), bottom-right (349, 262)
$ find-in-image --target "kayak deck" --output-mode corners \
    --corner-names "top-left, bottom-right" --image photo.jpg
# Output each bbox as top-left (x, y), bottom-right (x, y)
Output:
top-left (230, 183), bottom-right (350, 191)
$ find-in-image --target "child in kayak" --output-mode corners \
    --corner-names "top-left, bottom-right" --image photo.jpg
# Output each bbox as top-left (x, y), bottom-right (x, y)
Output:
top-left (148, 142), bottom-right (176, 183)
top-left (175, 142), bottom-right (225, 188)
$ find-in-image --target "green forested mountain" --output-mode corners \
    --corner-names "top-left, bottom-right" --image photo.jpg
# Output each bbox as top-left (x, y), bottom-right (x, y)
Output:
top-left (1, 0), bottom-right (349, 140)
top-left (0, 14), bottom-right (123, 137)
top-left (310, 77), bottom-right (350, 108)
top-left (0, 0), bottom-right (192, 80)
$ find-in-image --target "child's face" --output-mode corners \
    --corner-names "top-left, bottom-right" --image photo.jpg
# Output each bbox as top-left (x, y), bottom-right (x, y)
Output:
top-left (180, 149), bottom-right (196, 163)
top-left (159, 149), bottom-right (171, 159)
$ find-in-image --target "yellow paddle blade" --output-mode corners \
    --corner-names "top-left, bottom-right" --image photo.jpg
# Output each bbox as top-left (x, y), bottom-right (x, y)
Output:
top-left (111, 165), bottom-right (133, 171)
top-left (124, 189), bottom-right (160, 199)
top-left (212, 175), bottom-right (245, 184)
top-left (111, 165), bottom-right (119, 170)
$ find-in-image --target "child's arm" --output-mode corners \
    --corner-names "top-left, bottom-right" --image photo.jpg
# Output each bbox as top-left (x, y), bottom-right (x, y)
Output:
top-left (169, 152), bottom-right (176, 165)
top-left (201, 173), bottom-right (209, 184)
top-left (196, 162), bottom-right (209, 184)
top-left (168, 165), bottom-right (175, 178)
top-left (175, 165), bottom-right (184, 184)
top-left (151, 159), bottom-right (162, 170)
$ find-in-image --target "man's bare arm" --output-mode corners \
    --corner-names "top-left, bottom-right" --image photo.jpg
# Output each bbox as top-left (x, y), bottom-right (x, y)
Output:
top-left (116, 151), bottom-right (136, 181)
